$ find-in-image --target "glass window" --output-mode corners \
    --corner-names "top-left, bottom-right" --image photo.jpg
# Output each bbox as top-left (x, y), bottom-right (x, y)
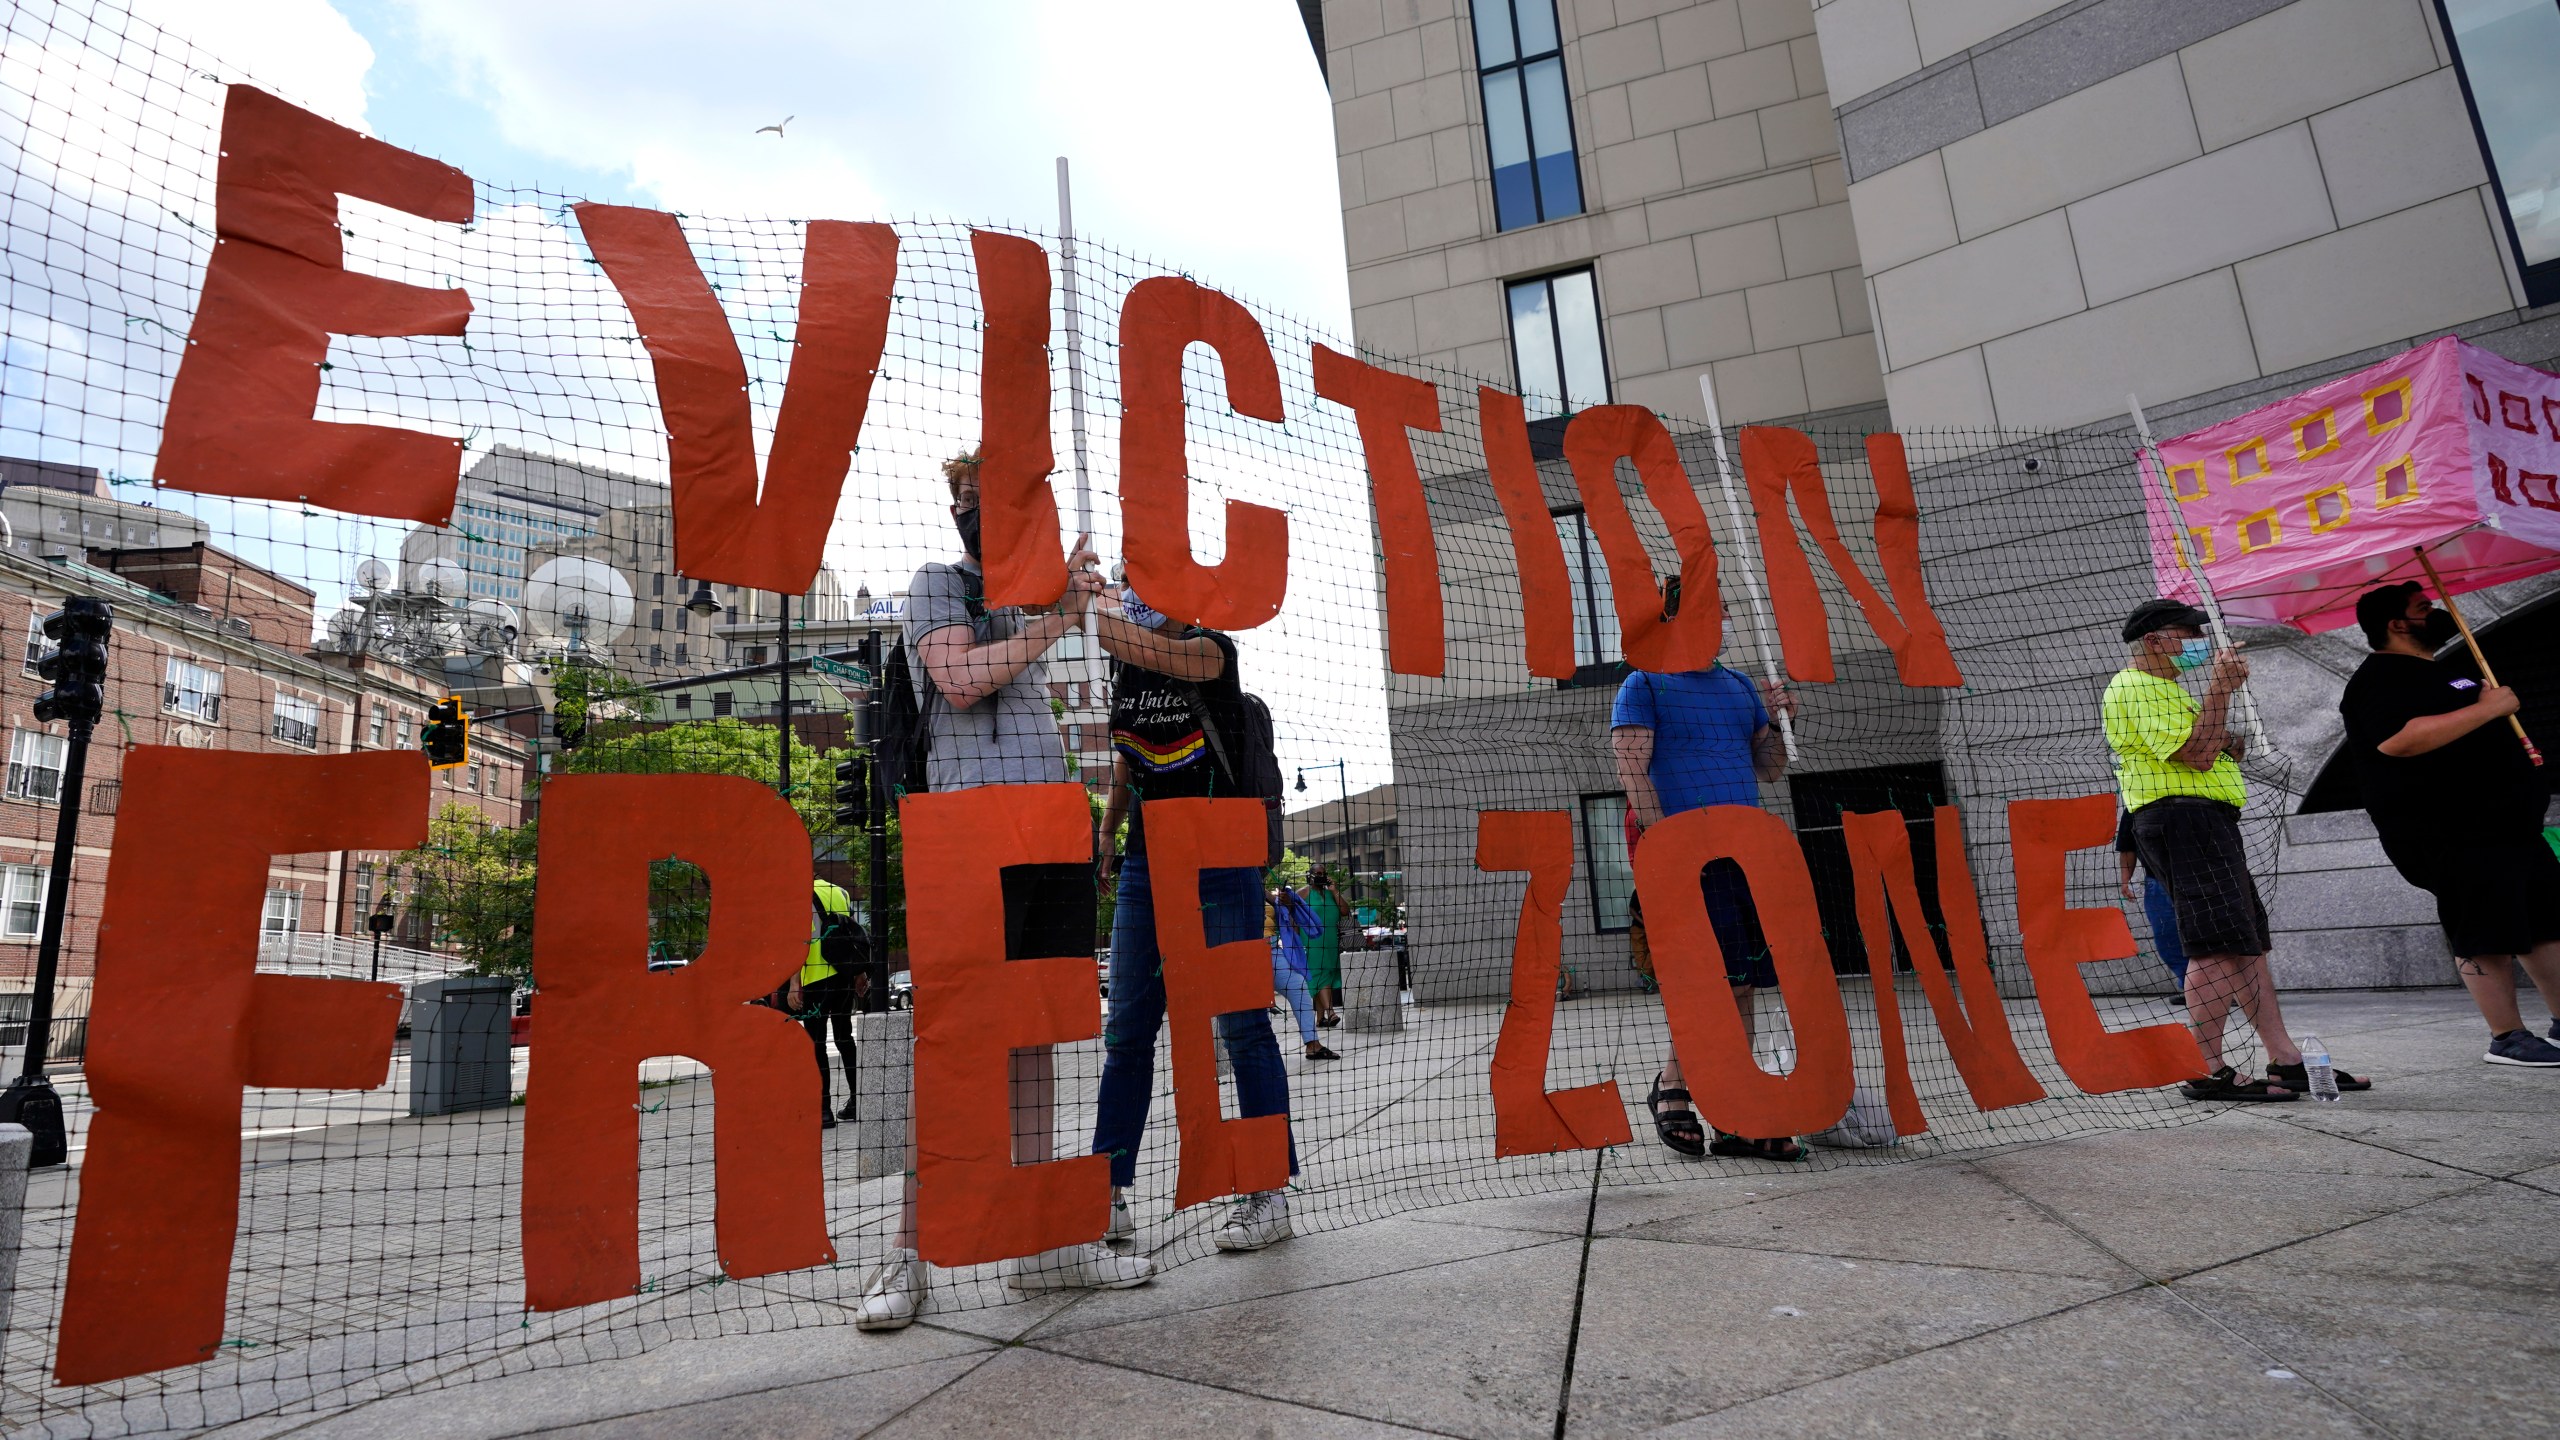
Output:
top-left (6, 729), bottom-right (66, 803)
top-left (263, 888), bottom-right (303, 935)
top-left (2441, 0), bottom-right (2560, 301)
top-left (21, 613), bottom-right (42, 674)
top-left (2, 865), bottom-right (45, 939)
top-left (1508, 269), bottom-right (1610, 420)
top-left (1579, 793), bottom-right (1635, 933)
top-left (1474, 0), bottom-right (1582, 229)
top-left (1553, 511), bottom-right (1622, 670)
top-left (272, 693), bottom-right (321, 748)
top-left (354, 861), bottom-right (374, 916)
top-left (368, 703), bottom-right (386, 746)
top-left (163, 657), bottom-right (223, 722)
top-left (397, 714), bottom-right (414, 749)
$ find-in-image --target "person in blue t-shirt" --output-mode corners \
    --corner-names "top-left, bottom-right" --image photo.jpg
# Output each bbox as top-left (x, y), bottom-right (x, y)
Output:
top-left (1610, 600), bottom-right (1800, 1163)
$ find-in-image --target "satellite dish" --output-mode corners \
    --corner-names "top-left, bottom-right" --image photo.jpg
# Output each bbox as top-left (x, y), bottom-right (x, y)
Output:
top-left (415, 556), bottom-right (467, 599)
top-left (463, 599), bottom-right (521, 654)
top-left (524, 557), bottom-right (634, 649)
top-left (353, 557), bottom-right (392, 594)
top-left (325, 608), bottom-right (365, 653)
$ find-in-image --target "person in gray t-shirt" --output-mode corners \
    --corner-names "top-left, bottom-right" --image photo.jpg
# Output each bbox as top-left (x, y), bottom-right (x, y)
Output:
top-left (860, 451), bottom-right (1150, 1335)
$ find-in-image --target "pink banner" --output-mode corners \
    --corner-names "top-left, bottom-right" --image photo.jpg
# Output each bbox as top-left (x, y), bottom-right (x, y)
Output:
top-left (2145, 336), bottom-right (2560, 633)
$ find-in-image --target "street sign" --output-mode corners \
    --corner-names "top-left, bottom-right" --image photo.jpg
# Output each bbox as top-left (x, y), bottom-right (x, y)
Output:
top-left (810, 656), bottom-right (872, 686)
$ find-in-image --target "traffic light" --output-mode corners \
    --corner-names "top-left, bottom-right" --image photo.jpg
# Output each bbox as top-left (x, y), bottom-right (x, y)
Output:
top-left (421, 697), bottom-right (469, 769)
top-left (33, 597), bottom-right (113, 728)
top-left (833, 753), bottom-right (871, 830)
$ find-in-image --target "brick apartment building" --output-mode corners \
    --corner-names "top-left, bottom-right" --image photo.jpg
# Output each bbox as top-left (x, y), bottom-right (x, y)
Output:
top-left (0, 533), bottom-right (529, 1044)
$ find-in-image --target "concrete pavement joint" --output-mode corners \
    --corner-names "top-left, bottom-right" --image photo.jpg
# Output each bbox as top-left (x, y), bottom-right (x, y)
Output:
top-left (1958, 1156), bottom-right (2419, 1439)
top-left (1548, 1147), bottom-right (1608, 1440)
top-left (996, 1342), bottom-right (1485, 1439)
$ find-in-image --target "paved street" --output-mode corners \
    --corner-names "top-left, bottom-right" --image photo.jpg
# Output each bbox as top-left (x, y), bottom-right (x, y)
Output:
top-left (86, 986), bottom-right (2537, 1440)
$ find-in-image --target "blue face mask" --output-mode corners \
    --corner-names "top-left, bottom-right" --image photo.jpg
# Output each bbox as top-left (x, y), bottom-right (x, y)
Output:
top-left (2173, 637), bottom-right (2213, 672)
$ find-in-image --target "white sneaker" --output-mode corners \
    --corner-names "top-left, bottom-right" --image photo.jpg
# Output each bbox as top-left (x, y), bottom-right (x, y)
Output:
top-left (1106, 1193), bottom-right (1135, 1242)
top-left (1215, 1189), bottom-right (1292, 1252)
top-left (855, 1248), bottom-right (925, 1331)
top-left (1006, 1241), bottom-right (1155, 1293)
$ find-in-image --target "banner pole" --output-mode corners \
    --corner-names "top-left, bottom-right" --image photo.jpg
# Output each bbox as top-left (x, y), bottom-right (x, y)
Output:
top-left (2128, 394), bottom-right (2268, 758)
top-left (1697, 374), bottom-right (1798, 761)
top-left (1056, 157), bottom-right (1101, 788)
top-left (2414, 546), bottom-right (2544, 766)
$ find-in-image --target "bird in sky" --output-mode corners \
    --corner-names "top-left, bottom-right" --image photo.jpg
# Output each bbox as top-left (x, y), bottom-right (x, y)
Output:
top-left (755, 115), bottom-right (793, 138)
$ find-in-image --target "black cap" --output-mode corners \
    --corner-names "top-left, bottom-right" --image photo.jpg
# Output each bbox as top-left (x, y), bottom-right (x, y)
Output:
top-left (2121, 598), bottom-right (2212, 643)
top-left (2354, 582), bottom-right (2423, 648)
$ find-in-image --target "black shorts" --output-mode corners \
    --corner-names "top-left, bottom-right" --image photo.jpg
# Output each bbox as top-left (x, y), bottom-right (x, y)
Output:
top-left (2382, 830), bottom-right (2560, 959)
top-left (2128, 798), bottom-right (2269, 958)
top-left (1630, 857), bottom-right (1776, 989)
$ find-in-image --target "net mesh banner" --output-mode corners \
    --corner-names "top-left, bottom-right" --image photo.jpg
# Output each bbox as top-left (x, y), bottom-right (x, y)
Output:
top-left (0, 1), bottom-right (2295, 1432)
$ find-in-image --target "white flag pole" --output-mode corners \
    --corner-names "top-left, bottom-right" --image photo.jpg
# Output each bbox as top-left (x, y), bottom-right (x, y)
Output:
top-left (1058, 158), bottom-right (1103, 788)
top-left (1697, 374), bottom-right (1798, 761)
top-left (2127, 393), bottom-right (2267, 758)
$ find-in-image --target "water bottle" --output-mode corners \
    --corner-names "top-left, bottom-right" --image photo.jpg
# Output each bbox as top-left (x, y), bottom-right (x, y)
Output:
top-left (2296, 1035), bottom-right (2339, 1102)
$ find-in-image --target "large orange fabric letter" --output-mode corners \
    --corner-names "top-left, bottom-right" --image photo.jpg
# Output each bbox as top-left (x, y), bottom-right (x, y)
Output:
top-left (1141, 798), bottom-right (1293, 1207)
top-left (972, 230), bottom-right (1067, 610)
top-left (1738, 428), bottom-right (1961, 686)
top-left (58, 749), bottom-right (421, 1385)
top-left (1479, 389), bottom-right (1577, 680)
top-left (2009, 796), bottom-right (2206, 1094)
top-left (522, 775), bottom-right (831, 1310)
top-left (1119, 276), bottom-right (1289, 631)
top-left (1634, 806), bottom-right (1852, 1139)
top-left (1479, 812), bottom-right (1631, 1155)
top-left (1841, 808), bottom-right (2046, 1136)
top-left (154, 86), bottom-right (474, 522)
top-left (901, 784), bottom-right (1110, 1264)
top-left (1564, 406), bottom-right (1724, 673)
top-left (575, 205), bottom-right (896, 593)
top-left (1313, 345), bottom-right (1444, 675)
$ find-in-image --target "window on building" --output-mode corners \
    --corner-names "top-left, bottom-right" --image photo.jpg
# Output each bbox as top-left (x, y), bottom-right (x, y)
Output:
top-left (2440, 1), bottom-right (2560, 304)
top-left (21, 613), bottom-right (43, 674)
top-left (272, 692), bottom-right (320, 748)
top-left (368, 703), bottom-right (386, 746)
top-left (674, 693), bottom-right (693, 713)
top-left (651, 607), bottom-right (664, 632)
top-left (1474, 0), bottom-right (1581, 229)
top-left (262, 888), bottom-right (303, 935)
top-left (675, 643), bottom-right (688, 664)
top-left (711, 691), bottom-right (733, 717)
top-left (397, 714), bottom-right (414, 749)
top-left (354, 861), bottom-right (374, 916)
top-left (1507, 269), bottom-right (1608, 421)
top-left (1551, 509), bottom-right (1623, 681)
top-left (163, 656), bottom-right (223, 722)
top-left (1, 865), bottom-right (45, 939)
top-left (6, 729), bottom-right (67, 804)
top-left (1578, 793), bottom-right (1634, 933)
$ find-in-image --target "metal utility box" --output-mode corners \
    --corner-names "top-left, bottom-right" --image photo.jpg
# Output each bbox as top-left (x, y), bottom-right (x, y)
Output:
top-left (407, 977), bottom-right (515, 1117)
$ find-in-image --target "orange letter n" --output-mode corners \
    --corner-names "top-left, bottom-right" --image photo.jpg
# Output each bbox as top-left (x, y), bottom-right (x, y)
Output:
top-left (1738, 428), bottom-right (1961, 686)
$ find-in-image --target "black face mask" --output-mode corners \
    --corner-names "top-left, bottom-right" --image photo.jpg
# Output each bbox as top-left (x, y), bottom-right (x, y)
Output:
top-left (953, 505), bottom-right (982, 560)
top-left (2411, 608), bottom-right (2459, 650)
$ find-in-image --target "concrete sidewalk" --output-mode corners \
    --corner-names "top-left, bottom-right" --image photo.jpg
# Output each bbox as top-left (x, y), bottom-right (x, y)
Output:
top-left (216, 987), bottom-right (2556, 1440)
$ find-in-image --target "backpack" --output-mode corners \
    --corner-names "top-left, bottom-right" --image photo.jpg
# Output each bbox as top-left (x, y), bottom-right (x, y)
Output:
top-left (1189, 677), bottom-right (1286, 868)
top-left (814, 890), bottom-right (867, 972)
top-left (872, 640), bottom-right (932, 805)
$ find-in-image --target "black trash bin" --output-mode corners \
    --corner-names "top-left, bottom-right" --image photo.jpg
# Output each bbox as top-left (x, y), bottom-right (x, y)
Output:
top-left (408, 976), bottom-right (515, 1117)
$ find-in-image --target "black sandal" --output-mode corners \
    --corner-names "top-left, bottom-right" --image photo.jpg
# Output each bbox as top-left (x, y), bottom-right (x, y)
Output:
top-left (1645, 1080), bottom-right (1707, 1157)
top-left (1708, 1131), bottom-right (1806, 1163)
top-left (2266, 1060), bottom-right (2371, 1093)
top-left (2179, 1065), bottom-right (2299, 1103)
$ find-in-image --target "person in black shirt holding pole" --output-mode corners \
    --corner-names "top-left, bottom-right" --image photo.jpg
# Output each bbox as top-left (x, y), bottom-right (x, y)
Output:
top-left (2340, 583), bottom-right (2560, 1067)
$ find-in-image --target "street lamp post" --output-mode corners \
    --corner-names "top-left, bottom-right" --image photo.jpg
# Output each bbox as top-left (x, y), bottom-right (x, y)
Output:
top-left (367, 900), bottom-right (397, 982)
top-left (1293, 760), bottom-right (1353, 880)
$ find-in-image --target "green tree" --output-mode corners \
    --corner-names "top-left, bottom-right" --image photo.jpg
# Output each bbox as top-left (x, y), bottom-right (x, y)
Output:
top-left (395, 803), bottom-right (539, 980)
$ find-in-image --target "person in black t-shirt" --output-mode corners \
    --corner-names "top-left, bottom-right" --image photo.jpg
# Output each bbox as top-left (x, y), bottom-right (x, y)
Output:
top-left (1087, 584), bottom-right (1299, 1255)
top-left (2341, 582), bottom-right (2560, 1068)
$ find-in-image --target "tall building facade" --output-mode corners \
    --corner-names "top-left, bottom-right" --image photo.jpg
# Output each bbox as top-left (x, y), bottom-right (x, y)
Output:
top-left (398, 447), bottom-right (666, 606)
top-left (1311, 0), bottom-right (2560, 997)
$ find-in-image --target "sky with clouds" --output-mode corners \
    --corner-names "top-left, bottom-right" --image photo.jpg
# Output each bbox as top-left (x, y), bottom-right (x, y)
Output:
top-left (14, 0), bottom-right (1393, 794)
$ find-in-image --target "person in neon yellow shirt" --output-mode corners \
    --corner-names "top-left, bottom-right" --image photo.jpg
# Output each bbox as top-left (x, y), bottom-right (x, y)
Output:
top-left (2103, 600), bottom-right (2360, 1102)
top-left (785, 878), bottom-right (866, 1130)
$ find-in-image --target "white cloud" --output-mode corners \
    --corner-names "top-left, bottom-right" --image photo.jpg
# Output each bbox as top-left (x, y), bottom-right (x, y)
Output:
top-left (130, 0), bottom-right (375, 129)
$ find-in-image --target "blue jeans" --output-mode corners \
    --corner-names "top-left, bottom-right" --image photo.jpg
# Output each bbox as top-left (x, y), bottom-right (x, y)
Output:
top-left (1092, 852), bottom-right (1297, 1190)
top-left (2142, 875), bottom-right (2190, 984)
top-left (1272, 949), bottom-right (1317, 1045)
